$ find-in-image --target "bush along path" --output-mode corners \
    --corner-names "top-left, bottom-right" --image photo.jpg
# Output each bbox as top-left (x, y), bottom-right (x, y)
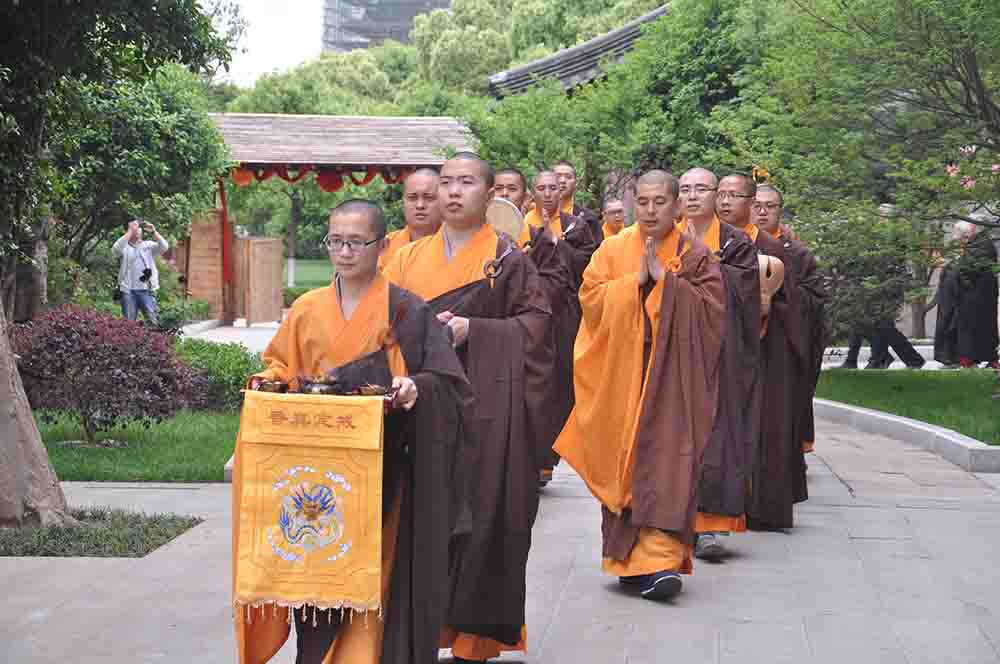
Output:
top-left (15, 306), bottom-right (263, 482)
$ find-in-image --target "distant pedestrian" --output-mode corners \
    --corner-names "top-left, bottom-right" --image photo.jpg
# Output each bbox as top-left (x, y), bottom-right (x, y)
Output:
top-left (112, 219), bottom-right (168, 325)
top-left (934, 222), bottom-right (999, 368)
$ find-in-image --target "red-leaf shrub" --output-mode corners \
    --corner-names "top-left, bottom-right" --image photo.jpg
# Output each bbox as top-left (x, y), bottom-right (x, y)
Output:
top-left (13, 306), bottom-right (205, 443)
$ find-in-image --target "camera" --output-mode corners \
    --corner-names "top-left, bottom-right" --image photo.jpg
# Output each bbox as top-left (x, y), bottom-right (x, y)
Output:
top-left (139, 268), bottom-right (153, 283)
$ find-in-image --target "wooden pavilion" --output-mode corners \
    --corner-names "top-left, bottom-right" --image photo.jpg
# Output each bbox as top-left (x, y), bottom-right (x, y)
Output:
top-left (176, 113), bottom-right (474, 324)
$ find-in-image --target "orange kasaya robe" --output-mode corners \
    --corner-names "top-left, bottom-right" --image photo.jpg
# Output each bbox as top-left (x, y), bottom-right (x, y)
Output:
top-left (382, 224), bottom-right (498, 303)
top-left (554, 224), bottom-right (695, 577)
top-left (690, 216), bottom-right (747, 536)
top-left (234, 275), bottom-right (408, 664)
top-left (377, 227), bottom-right (412, 271)
top-left (602, 221), bottom-right (624, 240)
top-left (382, 223), bottom-right (529, 661)
top-left (519, 205), bottom-right (563, 246)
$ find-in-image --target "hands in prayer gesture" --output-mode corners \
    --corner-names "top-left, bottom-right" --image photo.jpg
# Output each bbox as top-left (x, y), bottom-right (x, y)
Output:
top-left (639, 237), bottom-right (665, 286)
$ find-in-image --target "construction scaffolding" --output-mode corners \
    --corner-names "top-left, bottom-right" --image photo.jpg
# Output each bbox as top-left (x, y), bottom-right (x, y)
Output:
top-left (322, 0), bottom-right (450, 52)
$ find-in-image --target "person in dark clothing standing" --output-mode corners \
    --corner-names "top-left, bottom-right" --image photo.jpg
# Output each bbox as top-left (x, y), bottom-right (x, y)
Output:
top-left (935, 222), bottom-right (999, 368)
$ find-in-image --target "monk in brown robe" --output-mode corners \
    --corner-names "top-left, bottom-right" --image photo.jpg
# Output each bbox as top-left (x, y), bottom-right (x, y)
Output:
top-left (679, 168), bottom-right (761, 561)
top-left (378, 169), bottom-right (441, 270)
top-left (755, 185), bottom-right (827, 470)
top-left (235, 200), bottom-right (472, 664)
top-left (493, 167), bottom-right (529, 212)
top-left (516, 170), bottom-right (591, 487)
top-left (602, 198), bottom-right (626, 240)
top-left (554, 170), bottom-right (726, 600)
top-left (553, 159), bottom-right (604, 243)
top-left (382, 153), bottom-right (553, 663)
top-left (717, 173), bottom-right (807, 530)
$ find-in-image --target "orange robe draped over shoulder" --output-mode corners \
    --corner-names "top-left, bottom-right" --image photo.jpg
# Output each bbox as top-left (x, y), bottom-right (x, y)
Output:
top-left (377, 228), bottom-right (412, 271)
top-left (554, 224), bottom-right (726, 575)
top-left (234, 275), bottom-right (407, 664)
top-left (382, 224), bottom-right (529, 660)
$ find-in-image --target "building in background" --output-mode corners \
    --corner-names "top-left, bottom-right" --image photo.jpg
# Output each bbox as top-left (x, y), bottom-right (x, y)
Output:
top-left (323, 0), bottom-right (450, 52)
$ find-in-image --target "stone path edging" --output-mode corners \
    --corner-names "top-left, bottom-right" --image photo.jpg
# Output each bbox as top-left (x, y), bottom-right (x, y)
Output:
top-left (814, 397), bottom-right (1000, 472)
top-left (180, 319), bottom-right (222, 336)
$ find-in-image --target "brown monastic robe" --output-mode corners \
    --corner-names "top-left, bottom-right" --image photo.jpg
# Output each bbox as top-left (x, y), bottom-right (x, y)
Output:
top-left (383, 223), bottom-right (552, 651)
top-left (739, 224), bottom-right (807, 529)
top-left (519, 226), bottom-right (576, 466)
top-left (771, 230), bottom-right (827, 458)
top-left (698, 219), bottom-right (762, 522)
top-left (563, 198), bottom-right (605, 245)
top-left (234, 275), bottom-right (473, 664)
top-left (521, 208), bottom-right (599, 471)
top-left (554, 224), bottom-right (726, 573)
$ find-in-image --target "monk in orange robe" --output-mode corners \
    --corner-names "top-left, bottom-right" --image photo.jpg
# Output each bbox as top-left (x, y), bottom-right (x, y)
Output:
top-left (717, 173), bottom-right (807, 530)
top-left (493, 167), bottom-right (529, 212)
top-left (554, 169), bottom-right (726, 600)
top-left (383, 153), bottom-right (553, 663)
top-left (601, 198), bottom-right (626, 239)
top-left (234, 200), bottom-right (472, 664)
top-left (553, 159), bottom-right (604, 243)
top-left (754, 184), bottom-right (827, 465)
top-left (679, 168), bottom-right (761, 561)
top-left (378, 168), bottom-right (441, 270)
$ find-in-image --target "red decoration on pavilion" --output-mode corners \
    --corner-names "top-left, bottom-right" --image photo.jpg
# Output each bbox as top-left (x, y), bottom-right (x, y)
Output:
top-left (316, 169), bottom-right (346, 192)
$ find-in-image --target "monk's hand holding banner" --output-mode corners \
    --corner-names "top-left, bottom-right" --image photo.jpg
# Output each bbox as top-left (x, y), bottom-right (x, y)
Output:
top-left (233, 390), bottom-right (386, 616)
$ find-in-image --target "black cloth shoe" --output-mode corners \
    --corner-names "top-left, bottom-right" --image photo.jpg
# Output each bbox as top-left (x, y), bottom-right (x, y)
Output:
top-left (639, 571), bottom-right (682, 601)
top-left (837, 360), bottom-right (858, 369)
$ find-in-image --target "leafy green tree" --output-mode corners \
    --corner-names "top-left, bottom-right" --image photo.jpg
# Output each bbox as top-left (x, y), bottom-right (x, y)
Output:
top-left (49, 65), bottom-right (229, 265)
top-left (0, 1), bottom-right (232, 529)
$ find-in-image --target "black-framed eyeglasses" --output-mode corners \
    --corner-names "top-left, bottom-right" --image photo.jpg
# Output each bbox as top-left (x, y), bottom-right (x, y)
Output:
top-left (752, 202), bottom-right (782, 211)
top-left (323, 235), bottom-right (380, 252)
top-left (679, 186), bottom-right (717, 196)
top-left (717, 191), bottom-right (754, 200)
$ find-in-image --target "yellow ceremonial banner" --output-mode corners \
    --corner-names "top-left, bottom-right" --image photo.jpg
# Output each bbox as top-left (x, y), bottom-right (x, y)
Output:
top-left (234, 391), bottom-right (384, 613)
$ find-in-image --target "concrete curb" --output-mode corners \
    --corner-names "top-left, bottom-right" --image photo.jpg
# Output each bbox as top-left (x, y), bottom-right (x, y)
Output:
top-left (180, 319), bottom-right (222, 336)
top-left (815, 398), bottom-right (1000, 473)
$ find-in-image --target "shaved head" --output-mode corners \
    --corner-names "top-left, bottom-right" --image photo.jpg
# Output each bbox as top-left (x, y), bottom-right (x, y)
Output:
top-left (448, 151), bottom-right (495, 188)
top-left (679, 168), bottom-right (719, 226)
top-left (533, 170), bottom-right (558, 187)
top-left (405, 167), bottom-right (439, 182)
top-left (680, 168), bottom-right (718, 187)
top-left (720, 173), bottom-right (756, 196)
top-left (496, 167), bottom-right (526, 190)
top-left (756, 184), bottom-right (783, 206)
top-left (329, 199), bottom-right (387, 239)
top-left (635, 169), bottom-right (680, 198)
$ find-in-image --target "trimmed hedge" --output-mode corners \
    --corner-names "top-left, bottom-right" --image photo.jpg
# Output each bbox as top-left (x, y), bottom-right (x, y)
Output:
top-left (175, 337), bottom-right (264, 411)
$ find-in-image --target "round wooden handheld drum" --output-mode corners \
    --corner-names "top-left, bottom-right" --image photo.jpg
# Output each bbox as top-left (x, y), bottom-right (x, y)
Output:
top-left (758, 255), bottom-right (785, 317)
top-left (486, 197), bottom-right (526, 241)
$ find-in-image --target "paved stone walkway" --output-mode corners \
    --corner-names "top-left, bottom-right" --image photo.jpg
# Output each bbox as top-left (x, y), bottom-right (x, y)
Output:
top-left (4, 419), bottom-right (1000, 663)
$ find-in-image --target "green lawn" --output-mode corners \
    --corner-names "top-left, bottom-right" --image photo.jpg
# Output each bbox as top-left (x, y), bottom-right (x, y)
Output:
top-left (285, 258), bottom-right (333, 289)
top-left (816, 369), bottom-right (1000, 444)
top-left (0, 507), bottom-right (202, 557)
top-left (39, 411), bottom-right (239, 482)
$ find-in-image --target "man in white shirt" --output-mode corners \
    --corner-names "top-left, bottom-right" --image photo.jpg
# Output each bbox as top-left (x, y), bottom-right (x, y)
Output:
top-left (112, 219), bottom-right (169, 324)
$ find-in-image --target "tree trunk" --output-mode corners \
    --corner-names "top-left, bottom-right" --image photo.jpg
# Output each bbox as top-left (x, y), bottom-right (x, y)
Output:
top-left (286, 190), bottom-right (302, 289)
top-left (0, 296), bottom-right (76, 528)
top-left (13, 216), bottom-right (50, 322)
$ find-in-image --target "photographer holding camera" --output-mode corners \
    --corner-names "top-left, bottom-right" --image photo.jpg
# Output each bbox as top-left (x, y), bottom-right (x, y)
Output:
top-left (112, 219), bottom-right (169, 324)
